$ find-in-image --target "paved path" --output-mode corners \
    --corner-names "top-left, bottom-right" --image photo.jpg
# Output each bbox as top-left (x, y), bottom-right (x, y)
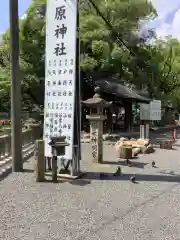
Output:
top-left (1, 135), bottom-right (180, 239)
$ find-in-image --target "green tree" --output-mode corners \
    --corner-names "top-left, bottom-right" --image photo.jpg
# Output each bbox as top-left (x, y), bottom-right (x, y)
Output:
top-left (0, 0), bottom-right (157, 110)
top-left (80, 0), bottom-right (156, 81)
top-left (141, 38), bottom-right (180, 98)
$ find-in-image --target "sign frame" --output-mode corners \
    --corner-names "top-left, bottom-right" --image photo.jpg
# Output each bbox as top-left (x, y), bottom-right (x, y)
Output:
top-left (43, 0), bottom-right (78, 159)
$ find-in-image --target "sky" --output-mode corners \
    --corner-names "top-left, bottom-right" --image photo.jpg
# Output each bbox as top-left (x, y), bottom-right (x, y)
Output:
top-left (149, 0), bottom-right (180, 39)
top-left (0, 0), bottom-right (180, 39)
top-left (0, 0), bottom-right (31, 33)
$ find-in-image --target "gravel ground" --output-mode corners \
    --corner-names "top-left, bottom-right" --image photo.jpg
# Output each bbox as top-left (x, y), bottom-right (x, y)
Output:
top-left (1, 133), bottom-right (180, 239)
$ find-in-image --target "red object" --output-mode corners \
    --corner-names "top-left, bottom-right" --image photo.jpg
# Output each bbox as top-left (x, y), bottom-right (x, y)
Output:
top-left (172, 128), bottom-right (177, 140)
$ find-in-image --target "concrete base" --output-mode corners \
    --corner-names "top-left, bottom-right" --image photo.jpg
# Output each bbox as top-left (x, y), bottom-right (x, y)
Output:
top-left (44, 171), bottom-right (86, 180)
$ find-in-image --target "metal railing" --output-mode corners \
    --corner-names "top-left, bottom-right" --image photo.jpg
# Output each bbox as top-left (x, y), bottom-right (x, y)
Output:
top-left (0, 124), bottom-right (42, 175)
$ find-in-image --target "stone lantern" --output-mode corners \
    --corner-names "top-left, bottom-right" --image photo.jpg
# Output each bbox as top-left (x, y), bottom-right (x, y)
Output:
top-left (82, 87), bottom-right (112, 163)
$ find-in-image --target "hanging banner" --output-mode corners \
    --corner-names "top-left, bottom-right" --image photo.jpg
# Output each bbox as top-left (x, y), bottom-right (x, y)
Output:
top-left (43, 0), bottom-right (77, 158)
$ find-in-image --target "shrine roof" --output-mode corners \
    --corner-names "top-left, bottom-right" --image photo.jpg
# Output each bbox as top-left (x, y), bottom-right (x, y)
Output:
top-left (96, 80), bottom-right (151, 103)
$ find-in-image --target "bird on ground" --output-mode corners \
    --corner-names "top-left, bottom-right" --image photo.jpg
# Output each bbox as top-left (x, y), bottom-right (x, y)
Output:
top-left (130, 174), bottom-right (136, 183)
top-left (113, 166), bottom-right (122, 176)
top-left (152, 161), bottom-right (156, 167)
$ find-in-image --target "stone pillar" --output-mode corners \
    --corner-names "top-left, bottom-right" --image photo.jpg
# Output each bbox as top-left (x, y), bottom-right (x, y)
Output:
top-left (87, 115), bottom-right (105, 163)
top-left (91, 120), bottom-right (103, 163)
top-left (35, 140), bottom-right (45, 182)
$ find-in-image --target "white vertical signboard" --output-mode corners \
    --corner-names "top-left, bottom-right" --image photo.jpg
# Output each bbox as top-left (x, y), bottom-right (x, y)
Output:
top-left (140, 103), bottom-right (150, 120)
top-left (150, 100), bottom-right (161, 120)
top-left (44, 0), bottom-right (77, 159)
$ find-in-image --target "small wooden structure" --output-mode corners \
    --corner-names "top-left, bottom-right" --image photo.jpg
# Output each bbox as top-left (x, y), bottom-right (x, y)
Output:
top-left (82, 79), bottom-right (151, 133)
top-left (160, 140), bottom-right (173, 150)
top-left (119, 146), bottom-right (133, 159)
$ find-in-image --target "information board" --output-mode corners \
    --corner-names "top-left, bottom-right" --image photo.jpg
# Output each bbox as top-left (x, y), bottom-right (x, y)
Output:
top-left (43, 0), bottom-right (77, 158)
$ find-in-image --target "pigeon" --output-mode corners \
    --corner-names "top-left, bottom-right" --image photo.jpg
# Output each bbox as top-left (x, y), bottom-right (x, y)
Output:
top-left (152, 161), bottom-right (155, 167)
top-left (113, 166), bottom-right (122, 176)
top-left (130, 174), bottom-right (136, 183)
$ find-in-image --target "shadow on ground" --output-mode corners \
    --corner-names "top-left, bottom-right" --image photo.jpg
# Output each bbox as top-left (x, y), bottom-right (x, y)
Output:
top-left (82, 172), bottom-right (180, 183)
top-left (102, 159), bottom-right (148, 169)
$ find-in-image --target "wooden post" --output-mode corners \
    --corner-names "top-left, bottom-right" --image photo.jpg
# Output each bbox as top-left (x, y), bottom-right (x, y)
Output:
top-left (52, 156), bottom-right (57, 182)
top-left (35, 140), bottom-right (45, 182)
top-left (10, 0), bottom-right (22, 172)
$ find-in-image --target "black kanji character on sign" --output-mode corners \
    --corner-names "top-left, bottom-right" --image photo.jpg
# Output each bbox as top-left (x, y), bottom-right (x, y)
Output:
top-left (63, 124), bottom-right (67, 129)
top-left (70, 59), bottom-right (73, 65)
top-left (58, 69), bottom-right (62, 75)
top-left (67, 136), bottom-right (71, 140)
top-left (58, 80), bottom-right (61, 85)
top-left (55, 6), bottom-right (66, 20)
top-left (54, 43), bottom-right (66, 56)
top-left (46, 92), bottom-right (50, 96)
top-left (69, 80), bottom-right (72, 85)
top-left (63, 91), bottom-right (67, 96)
top-left (58, 92), bottom-right (62, 96)
top-left (52, 70), bottom-right (56, 75)
top-left (49, 61), bottom-right (51, 66)
top-left (48, 70), bottom-right (51, 75)
top-left (69, 69), bottom-right (73, 74)
top-left (59, 60), bottom-right (62, 66)
top-left (63, 80), bottom-right (67, 85)
top-left (68, 91), bottom-right (72, 96)
top-left (68, 124), bottom-right (71, 129)
top-left (54, 24), bottom-right (67, 39)
top-left (47, 81), bottom-right (51, 86)
top-left (54, 60), bottom-right (56, 66)
top-left (52, 92), bottom-right (56, 96)
top-left (68, 113), bottom-right (72, 118)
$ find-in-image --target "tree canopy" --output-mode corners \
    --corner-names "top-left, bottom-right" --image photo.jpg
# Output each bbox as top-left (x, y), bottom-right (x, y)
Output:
top-left (0, 0), bottom-right (180, 111)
